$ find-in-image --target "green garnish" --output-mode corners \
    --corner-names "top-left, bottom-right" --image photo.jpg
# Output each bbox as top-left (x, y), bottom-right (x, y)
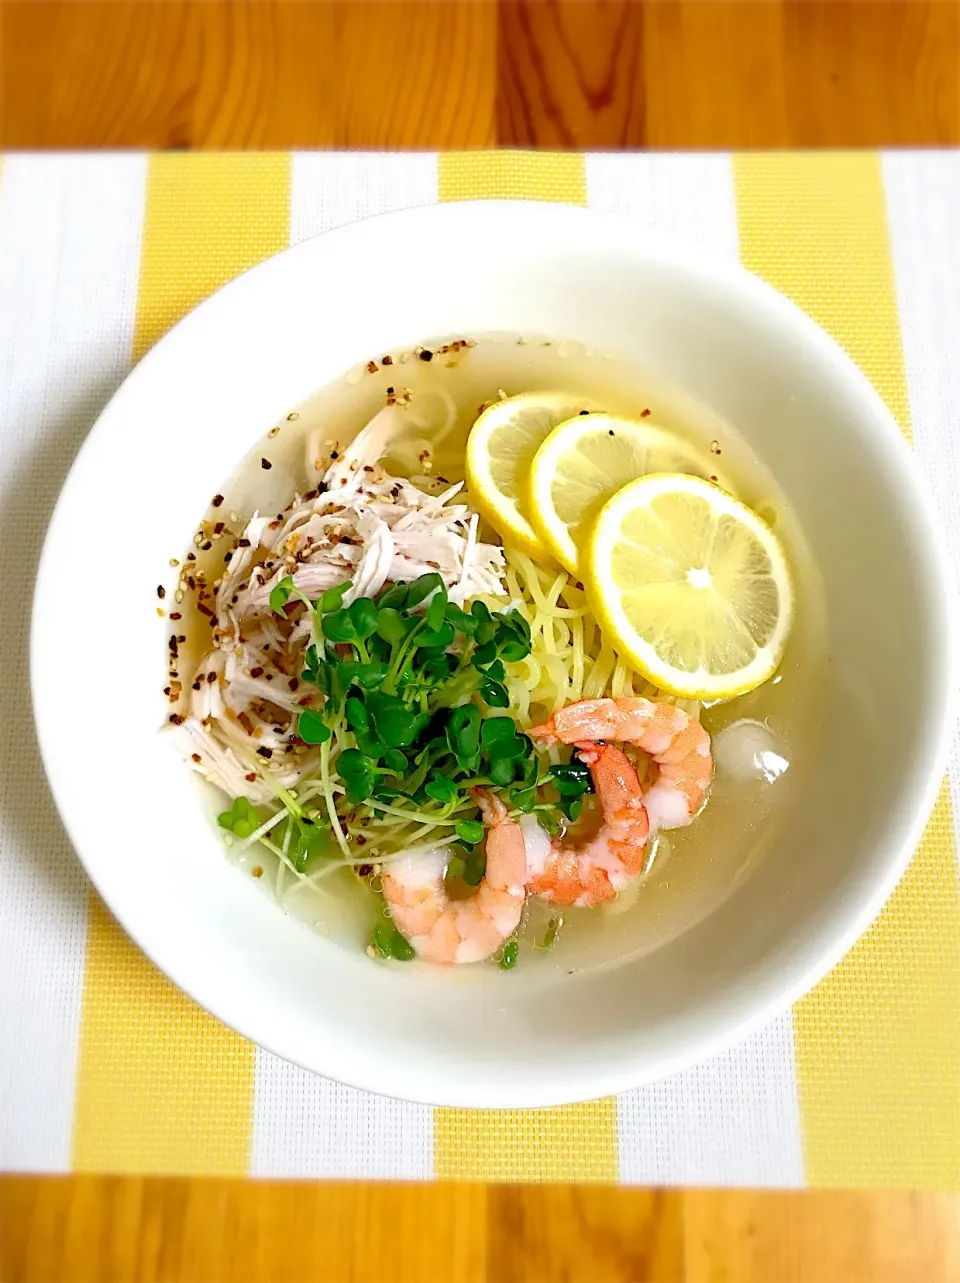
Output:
top-left (455, 819), bottom-right (484, 845)
top-left (257, 569), bottom-right (596, 957)
top-left (297, 708), bottom-right (331, 745)
top-left (462, 846), bottom-right (487, 885)
top-left (537, 917), bottom-right (562, 951)
top-left (424, 777), bottom-right (458, 804)
top-left (372, 922), bottom-right (416, 961)
top-left (217, 795), bottom-right (258, 838)
top-left (269, 578), bottom-right (295, 614)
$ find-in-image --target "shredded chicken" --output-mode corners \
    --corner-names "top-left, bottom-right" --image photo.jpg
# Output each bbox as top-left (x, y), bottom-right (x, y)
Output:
top-left (172, 407), bottom-right (507, 800)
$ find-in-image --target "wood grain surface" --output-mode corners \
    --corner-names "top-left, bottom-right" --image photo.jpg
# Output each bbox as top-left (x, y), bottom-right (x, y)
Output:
top-left (3, 3), bottom-right (960, 1281)
top-left (1, 0), bottom-right (957, 149)
top-left (3, 1177), bottom-right (960, 1282)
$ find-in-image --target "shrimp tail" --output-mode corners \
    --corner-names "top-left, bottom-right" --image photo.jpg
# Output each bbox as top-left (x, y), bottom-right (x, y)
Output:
top-left (381, 788), bottom-right (527, 964)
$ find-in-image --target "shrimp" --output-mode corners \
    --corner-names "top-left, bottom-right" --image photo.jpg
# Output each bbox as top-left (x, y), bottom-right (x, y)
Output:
top-left (522, 741), bottom-right (651, 908)
top-left (529, 697), bottom-right (712, 832)
top-left (380, 790), bottom-right (527, 964)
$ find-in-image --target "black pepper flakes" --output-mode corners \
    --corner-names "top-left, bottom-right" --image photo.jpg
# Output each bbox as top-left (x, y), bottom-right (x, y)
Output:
top-left (250, 666), bottom-right (265, 678)
top-left (238, 538), bottom-right (251, 548)
top-left (419, 349), bottom-right (433, 362)
top-left (261, 458), bottom-right (273, 470)
top-left (366, 360), bottom-right (378, 374)
top-left (170, 611), bottom-right (182, 621)
top-left (157, 585), bottom-right (166, 599)
top-left (641, 408), bottom-right (651, 417)
top-left (169, 713), bottom-right (184, 726)
top-left (212, 494), bottom-right (224, 508)
top-left (191, 753), bottom-right (202, 763)
top-left (207, 672), bottom-right (217, 684)
top-left (257, 746), bottom-right (273, 759)
top-left (381, 355), bottom-right (393, 366)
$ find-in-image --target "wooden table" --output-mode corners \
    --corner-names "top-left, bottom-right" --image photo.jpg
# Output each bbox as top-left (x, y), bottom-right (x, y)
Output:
top-left (2, 3), bottom-right (959, 1280)
top-left (1, 0), bottom-right (958, 150)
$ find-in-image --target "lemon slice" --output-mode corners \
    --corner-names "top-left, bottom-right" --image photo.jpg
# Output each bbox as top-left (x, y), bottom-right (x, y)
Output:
top-left (528, 413), bottom-right (729, 575)
top-left (465, 391), bottom-right (596, 556)
top-left (587, 473), bottom-right (793, 699)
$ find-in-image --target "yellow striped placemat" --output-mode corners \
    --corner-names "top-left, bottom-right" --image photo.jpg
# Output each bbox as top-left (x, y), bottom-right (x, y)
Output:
top-left (1, 150), bottom-right (957, 1186)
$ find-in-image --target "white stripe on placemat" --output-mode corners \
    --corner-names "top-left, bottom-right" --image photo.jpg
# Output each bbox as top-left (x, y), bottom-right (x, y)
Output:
top-left (0, 154), bottom-right (145, 1170)
top-left (250, 1055), bottom-right (433, 1179)
top-left (290, 153), bottom-right (438, 244)
top-left (617, 1018), bottom-right (804, 1187)
top-left (586, 152), bottom-right (805, 1187)
top-left (250, 155), bottom-right (441, 1174)
top-left (883, 150), bottom-right (960, 851)
top-left (586, 152), bottom-right (739, 254)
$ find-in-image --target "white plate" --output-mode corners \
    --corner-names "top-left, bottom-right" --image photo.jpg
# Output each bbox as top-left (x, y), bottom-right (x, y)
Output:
top-left (32, 201), bottom-right (955, 1107)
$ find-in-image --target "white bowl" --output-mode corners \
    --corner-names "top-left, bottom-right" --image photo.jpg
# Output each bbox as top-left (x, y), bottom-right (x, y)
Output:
top-left (32, 201), bottom-right (955, 1107)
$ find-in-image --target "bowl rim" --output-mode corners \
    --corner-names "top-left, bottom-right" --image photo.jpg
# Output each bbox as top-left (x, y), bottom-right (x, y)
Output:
top-left (31, 199), bottom-right (958, 1106)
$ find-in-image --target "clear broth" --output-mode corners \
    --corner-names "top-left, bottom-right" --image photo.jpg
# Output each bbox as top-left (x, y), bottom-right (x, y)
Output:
top-left (185, 334), bottom-right (827, 973)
